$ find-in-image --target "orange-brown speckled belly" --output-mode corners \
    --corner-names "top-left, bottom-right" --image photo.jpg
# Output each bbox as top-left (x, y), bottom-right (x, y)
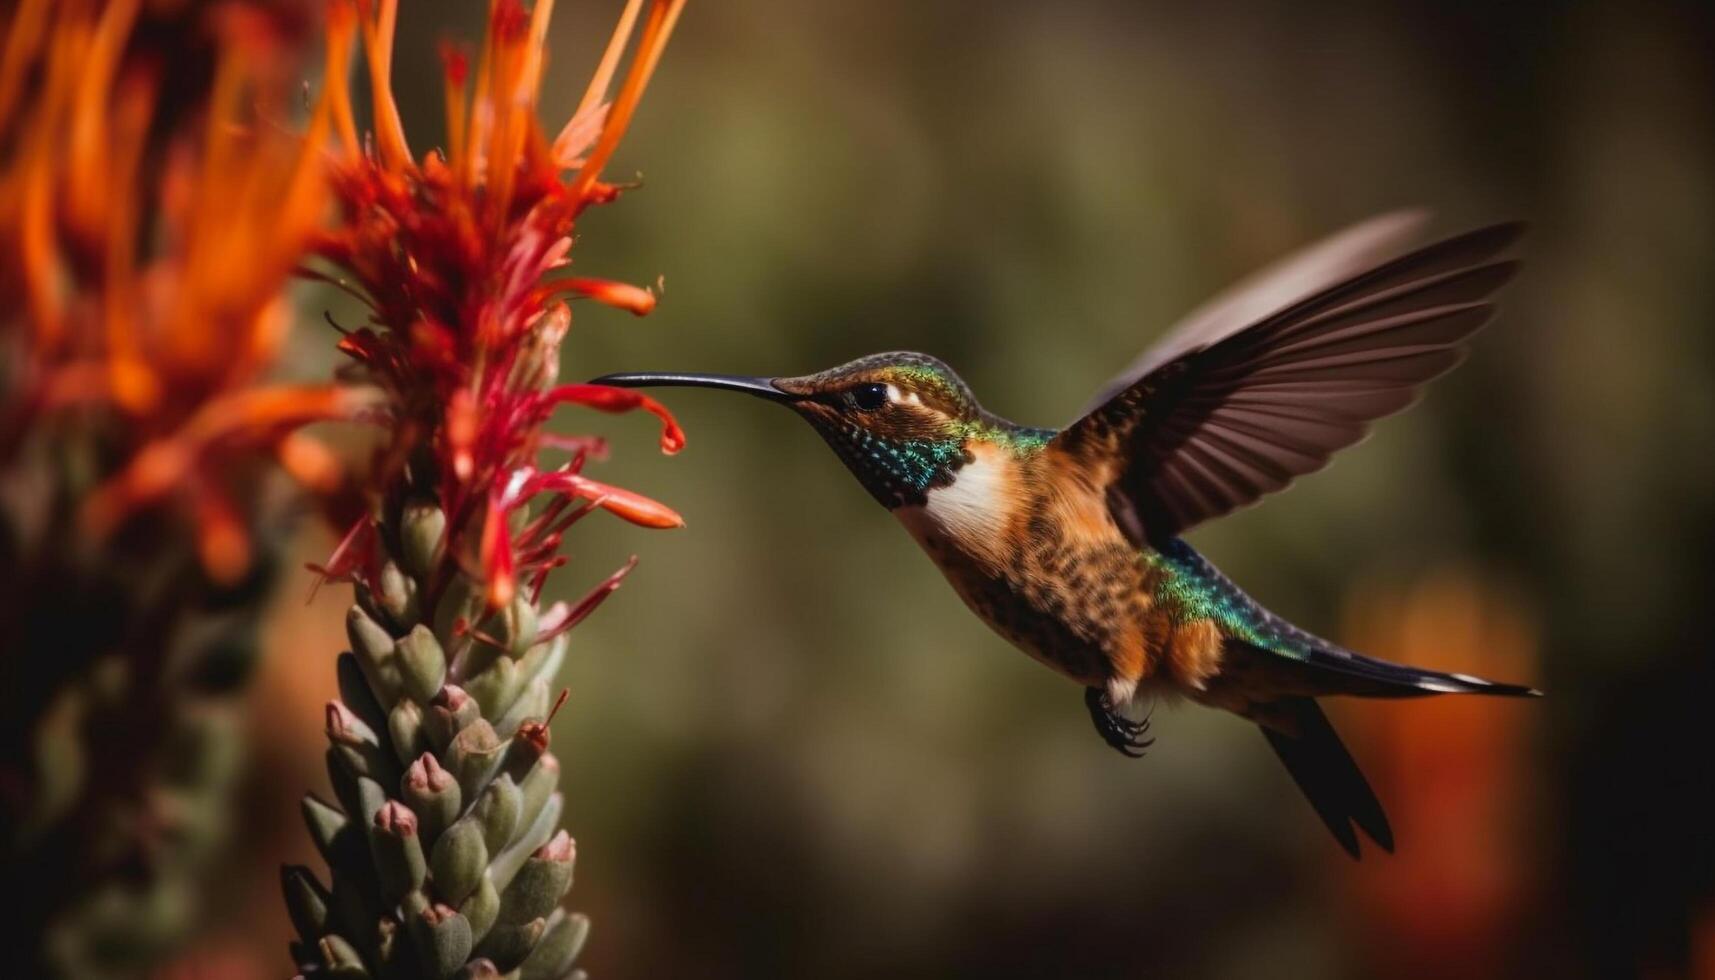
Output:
top-left (893, 445), bottom-right (1234, 697)
top-left (898, 505), bottom-right (1159, 689)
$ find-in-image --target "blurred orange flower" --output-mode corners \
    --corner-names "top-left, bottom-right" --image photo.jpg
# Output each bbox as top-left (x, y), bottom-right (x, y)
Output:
top-left (0, 0), bottom-right (373, 582)
top-left (1337, 570), bottom-right (1542, 980)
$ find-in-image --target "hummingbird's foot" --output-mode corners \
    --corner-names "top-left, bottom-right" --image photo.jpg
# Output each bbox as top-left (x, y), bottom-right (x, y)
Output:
top-left (1085, 686), bottom-right (1155, 758)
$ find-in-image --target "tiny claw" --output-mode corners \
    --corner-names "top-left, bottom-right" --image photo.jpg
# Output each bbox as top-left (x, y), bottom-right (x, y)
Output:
top-left (1085, 686), bottom-right (1155, 758)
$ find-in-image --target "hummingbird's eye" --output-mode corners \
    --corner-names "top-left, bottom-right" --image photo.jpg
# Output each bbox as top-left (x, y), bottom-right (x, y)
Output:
top-left (849, 382), bottom-right (890, 412)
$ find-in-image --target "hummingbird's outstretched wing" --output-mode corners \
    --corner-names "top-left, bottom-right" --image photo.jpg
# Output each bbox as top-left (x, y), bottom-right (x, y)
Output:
top-left (1054, 221), bottom-right (1524, 543)
top-left (1076, 210), bottom-right (1431, 417)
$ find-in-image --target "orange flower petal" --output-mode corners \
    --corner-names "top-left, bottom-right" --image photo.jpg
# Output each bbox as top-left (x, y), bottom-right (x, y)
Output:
top-left (548, 276), bottom-right (656, 315)
top-left (277, 432), bottom-right (345, 494)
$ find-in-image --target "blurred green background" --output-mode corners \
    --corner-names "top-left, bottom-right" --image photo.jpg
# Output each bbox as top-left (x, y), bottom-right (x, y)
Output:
top-left (232, 1), bottom-right (1715, 977)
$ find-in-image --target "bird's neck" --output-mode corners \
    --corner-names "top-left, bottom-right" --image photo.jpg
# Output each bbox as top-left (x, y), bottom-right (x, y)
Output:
top-left (820, 411), bottom-right (1051, 510)
top-left (894, 429), bottom-right (1049, 570)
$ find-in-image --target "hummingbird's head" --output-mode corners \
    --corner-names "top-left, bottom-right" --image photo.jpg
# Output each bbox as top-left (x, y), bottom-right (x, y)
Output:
top-left (593, 352), bottom-right (995, 508)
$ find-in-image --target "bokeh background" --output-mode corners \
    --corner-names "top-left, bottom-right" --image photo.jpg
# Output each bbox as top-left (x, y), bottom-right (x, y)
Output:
top-left (205, 1), bottom-right (1715, 977)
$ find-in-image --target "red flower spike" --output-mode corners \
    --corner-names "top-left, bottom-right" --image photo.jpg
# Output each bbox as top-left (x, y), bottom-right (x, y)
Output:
top-left (307, 1), bottom-right (687, 633)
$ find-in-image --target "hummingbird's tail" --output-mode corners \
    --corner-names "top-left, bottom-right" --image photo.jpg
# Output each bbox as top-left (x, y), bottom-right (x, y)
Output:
top-left (1238, 639), bottom-right (1532, 858)
top-left (1253, 697), bottom-right (1391, 859)
top-left (1160, 538), bottom-right (1541, 699)
top-left (1267, 636), bottom-right (1541, 700)
top-left (1157, 540), bottom-right (1535, 855)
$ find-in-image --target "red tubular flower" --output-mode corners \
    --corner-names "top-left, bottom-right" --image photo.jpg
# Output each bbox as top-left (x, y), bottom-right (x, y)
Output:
top-left (312, 0), bottom-right (687, 608)
top-left (524, 470), bottom-right (686, 529)
top-left (543, 383), bottom-right (687, 453)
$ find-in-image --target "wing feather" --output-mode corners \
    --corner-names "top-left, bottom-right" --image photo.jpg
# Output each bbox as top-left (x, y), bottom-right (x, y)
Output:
top-left (1076, 210), bottom-right (1432, 416)
top-left (1056, 220), bottom-right (1524, 541)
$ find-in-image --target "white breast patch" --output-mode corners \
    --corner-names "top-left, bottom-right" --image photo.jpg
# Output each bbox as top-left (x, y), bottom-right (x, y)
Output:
top-left (917, 450), bottom-right (1007, 546)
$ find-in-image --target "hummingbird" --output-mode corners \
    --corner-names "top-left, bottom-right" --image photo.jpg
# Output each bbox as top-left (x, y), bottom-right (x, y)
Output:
top-left (594, 212), bottom-right (1538, 858)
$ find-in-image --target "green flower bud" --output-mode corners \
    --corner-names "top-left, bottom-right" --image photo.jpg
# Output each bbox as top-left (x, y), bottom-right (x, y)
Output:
top-left (464, 655), bottom-right (519, 722)
top-left (325, 698), bottom-right (381, 749)
top-left (377, 561), bottom-right (420, 629)
top-left (402, 753), bottom-right (461, 844)
top-left (517, 910), bottom-right (588, 980)
top-left (389, 698), bottom-right (429, 767)
top-left (471, 773), bottom-right (521, 855)
top-left (433, 575), bottom-right (481, 667)
top-left (326, 700), bottom-right (397, 787)
top-left (495, 677), bottom-right (549, 737)
top-left (338, 652), bottom-right (391, 734)
top-left (401, 887), bottom-right (430, 921)
top-left (512, 634), bottom-right (566, 696)
top-left (424, 685), bottom-right (480, 750)
top-left (281, 865), bottom-right (333, 941)
top-left (325, 743), bottom-right (359, 814)
top-left (301, 794), bottom-right (353, 868)
top-left (500, 717), bottom-right (550, 785)
top-left (371, 801), bottom-right (428, 906)
top-left (410, 902), bottom-right (474, 980)
top-left (401, 499), bottom-right (447, 579)
top-left (347, 600), bottom-right (395, 656)
top-left (354, 582), bottom-right (389, 635)
top-left (486, 793), bottom-right (561, 895)
top-left (397, 625), bottom-right (448, 705)
top-left (496, 831), bottom-right (574, 926)
top-left (498, 593), bottom-right (536, 659)
top-left (429, 815), bottom-right (489, 906)
top-left (459, 875), bottom-right (501, 948)
top-left (515, 754), bottom-right (559, 834)
top-left (447, 719), bottom-right (504, 803)
top-left (318, 933), bottom-right (369, 977)
top-left (473, 915), bottom-right (543, 974)
top-left (354, 775), bottom-right (389, 828)
top-left (345, 605), bottom-right (402, 707)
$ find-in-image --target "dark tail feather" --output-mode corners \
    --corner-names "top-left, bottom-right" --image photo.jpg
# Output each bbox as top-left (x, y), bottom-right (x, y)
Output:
top-left (1258, 698), bottom-right (1392, 859)
top-left (1168, 543), bottom-right (1540, 700)
top-left (1296, 643), bottom-right (1542, 699)
top-left (1230, 629), bottom-right (1541, 699)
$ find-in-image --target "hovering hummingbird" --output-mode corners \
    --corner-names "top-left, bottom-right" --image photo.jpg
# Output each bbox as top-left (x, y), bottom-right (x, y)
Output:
top-left (594, 212), bottom-right (1538, 858)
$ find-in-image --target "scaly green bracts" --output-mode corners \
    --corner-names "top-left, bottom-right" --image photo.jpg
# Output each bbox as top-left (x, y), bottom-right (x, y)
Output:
top-left (285, 498), bottom-right (589, 980)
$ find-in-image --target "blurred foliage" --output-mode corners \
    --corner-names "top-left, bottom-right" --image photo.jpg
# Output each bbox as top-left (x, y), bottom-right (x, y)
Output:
top-left (196, 0), bottom-right (1715, 977)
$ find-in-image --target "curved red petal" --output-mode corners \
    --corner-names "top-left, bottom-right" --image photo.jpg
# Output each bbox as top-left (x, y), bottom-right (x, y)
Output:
top-left (543, 383), bottom-right (685, 454)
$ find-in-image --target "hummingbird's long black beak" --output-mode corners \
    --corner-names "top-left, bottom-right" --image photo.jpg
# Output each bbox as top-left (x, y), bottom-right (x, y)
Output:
top-left (589, 372), bottom-right (796, 403)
